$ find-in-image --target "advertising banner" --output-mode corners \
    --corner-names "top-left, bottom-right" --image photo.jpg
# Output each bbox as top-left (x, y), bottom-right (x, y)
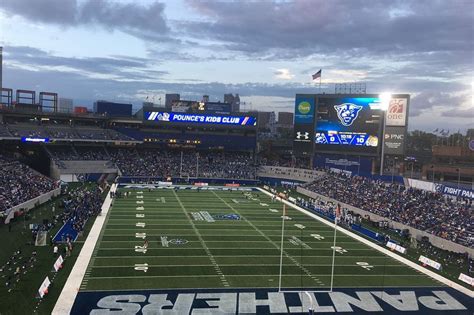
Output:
top-left (38, 277), bottom-right (51, 298)
top-left (386, 98), bottom-right (408, 126)
top-left (314, 154), bottom-right (372, 175)
top-left (419, 255), bottom-right (442, 270)
top-left (53, 255), bottom-right (64, 272)
top-left (145, 112), bottom-right (257, 127)
top-left (294, 95), bottom-right (315, 124)
top-left (386, 241), bottom-right (407, 254)
top-left (458, 273), bottom-right (474, 286)
top-left (384, 126), bottom-right (406, 155)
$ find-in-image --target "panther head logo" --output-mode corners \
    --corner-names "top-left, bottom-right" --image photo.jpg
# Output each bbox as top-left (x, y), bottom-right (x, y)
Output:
top-left (334, 103), bottom-right (363, 126)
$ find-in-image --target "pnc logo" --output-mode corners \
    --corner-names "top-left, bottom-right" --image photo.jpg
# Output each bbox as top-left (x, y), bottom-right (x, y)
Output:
top-left (298, 101), bottom-right (311, 115)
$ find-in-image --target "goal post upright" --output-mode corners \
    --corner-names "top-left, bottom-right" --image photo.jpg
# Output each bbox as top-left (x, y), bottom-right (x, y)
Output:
top-left (277, 193), bottom-right (338, 295)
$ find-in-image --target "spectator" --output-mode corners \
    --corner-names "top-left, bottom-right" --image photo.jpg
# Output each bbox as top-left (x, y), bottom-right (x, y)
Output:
top-left (304, 170), bottom-right (473, 247)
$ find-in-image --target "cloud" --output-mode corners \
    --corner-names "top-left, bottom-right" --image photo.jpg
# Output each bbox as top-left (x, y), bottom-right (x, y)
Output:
top-left (440, 107), bottom-right (474, 118)
top-left (409, 89), bottom-right (472, 117)
top-left (3, 45), bottom-right (168, 82)
top-left (273, 68), bottom-right (294, 80)
top-left (0, 0), bottom-right (169, 40)
top-left (184, 0), bottom-right (473, 57)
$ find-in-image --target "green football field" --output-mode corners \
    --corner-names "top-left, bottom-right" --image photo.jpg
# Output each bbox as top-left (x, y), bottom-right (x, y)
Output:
top-left (79, 187), bottom-right (442, 292)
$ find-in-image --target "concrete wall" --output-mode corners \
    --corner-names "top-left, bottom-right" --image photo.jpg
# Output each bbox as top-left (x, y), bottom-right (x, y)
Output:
top-left (297, 186), bottom-right (473, 256)
top-left (50, 160), bottom-right (118, 182)
top-left (258, 166), bottom-right (324, 182)
top-left (4, 187), bottom-right (61, 224)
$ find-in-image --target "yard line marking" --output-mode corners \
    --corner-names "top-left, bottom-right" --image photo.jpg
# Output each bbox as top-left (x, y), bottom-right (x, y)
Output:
top-left (89, 264), bottom-right (405, 268)
top-left (135, 233), bottom-right (146, 239)
top-left (96, 247), bottom-right (372, 250)
top-left (93, 254), bottom-right (390, 258)
top-left (211, 190), bottom-right (325, 287)
top-left (172, 190), bottom-right (229, 287)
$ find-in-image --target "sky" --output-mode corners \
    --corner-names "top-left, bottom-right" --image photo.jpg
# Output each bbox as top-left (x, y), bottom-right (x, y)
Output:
top-left (0, 0), bottom-right (473, 132)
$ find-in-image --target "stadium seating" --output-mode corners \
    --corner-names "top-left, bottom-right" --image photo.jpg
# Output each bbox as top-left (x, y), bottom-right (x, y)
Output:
top-left (304, 171), bottom-right (473, 247)
top-left (0, 155), bottom-right (57, 212)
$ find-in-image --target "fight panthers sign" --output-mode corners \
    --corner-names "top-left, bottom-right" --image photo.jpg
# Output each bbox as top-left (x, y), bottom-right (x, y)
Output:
top-left (71, 287), bottom-right (473, 314)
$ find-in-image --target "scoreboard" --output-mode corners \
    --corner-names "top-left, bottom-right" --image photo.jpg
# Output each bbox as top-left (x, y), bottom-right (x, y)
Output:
top-left (314, 97), bottom-right (382, 153)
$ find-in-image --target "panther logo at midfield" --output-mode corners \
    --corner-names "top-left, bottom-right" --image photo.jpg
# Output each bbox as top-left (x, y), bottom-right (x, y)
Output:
top-left (334, 103), bottom-right (363, 126)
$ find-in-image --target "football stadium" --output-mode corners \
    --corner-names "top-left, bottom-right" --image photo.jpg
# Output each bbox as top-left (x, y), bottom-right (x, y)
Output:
top-left (0, 1), bottom-right (473, 314)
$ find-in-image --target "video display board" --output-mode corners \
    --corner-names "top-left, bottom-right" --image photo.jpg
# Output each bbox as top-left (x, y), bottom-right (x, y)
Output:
top-left (171, 100), bottom-right (231, 115)
top-left (144, 111), bottom-right (257, 127)
top-left (314, 97), bottom-right (382, 153)
top-left (204, 102), bottom-right (231, 115)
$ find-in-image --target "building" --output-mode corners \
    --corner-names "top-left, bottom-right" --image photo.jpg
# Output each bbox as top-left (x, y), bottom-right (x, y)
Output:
top-left (165, 93), bottom-right (180, 110)
top-left (224, 93), bottom-right (240, 112)
top-left (256, 111), bottom-right (276, 132)
top-left (278, 112), bottom-right (294, 128)
top-left (94, 100), bottom-right (132, 117)
top-left (58, 98), bottom-right (73, 113)
top-left (202, 95), bottom-right (209, 103)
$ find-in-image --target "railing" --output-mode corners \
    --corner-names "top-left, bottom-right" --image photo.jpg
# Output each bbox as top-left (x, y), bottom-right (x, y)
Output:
top-left (4, 188), bottom-right (61, 224)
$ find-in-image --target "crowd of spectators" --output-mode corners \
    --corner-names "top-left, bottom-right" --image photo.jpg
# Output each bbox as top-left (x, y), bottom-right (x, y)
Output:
top-left (55, 185), bottom-right (103, 240)
top-left (108, 149), bottom-right (257, 179)
top-left (48, 146), bottom-right (109, 161)
top-left (304, 170), bottom-right (473, 247)
top-left (0, 155), bottom-right (57, 212)
top-left (258, 155), bottom-right (310, 169)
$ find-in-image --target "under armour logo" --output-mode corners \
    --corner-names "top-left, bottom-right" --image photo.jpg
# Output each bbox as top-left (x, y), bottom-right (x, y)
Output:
top-left (296, 131), bottom-right (309, 140)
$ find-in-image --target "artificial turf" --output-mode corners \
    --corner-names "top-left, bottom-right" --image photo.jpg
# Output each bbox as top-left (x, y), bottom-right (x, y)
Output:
top-left (80, 187), bottom-right (442, 293)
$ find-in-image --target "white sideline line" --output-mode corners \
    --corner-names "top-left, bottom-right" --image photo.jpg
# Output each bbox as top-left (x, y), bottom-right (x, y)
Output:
top-left (257, 187), bottom-right (474, 298)
top-left (52, 184), bottom-right (117, 315)
top-left (85, 274), bottom-right (429, 280)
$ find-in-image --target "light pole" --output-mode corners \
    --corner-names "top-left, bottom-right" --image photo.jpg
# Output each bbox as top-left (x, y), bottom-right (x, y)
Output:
top-left (431, 165), bottom-right (435, 184)
top-left (379, 93), bottom-right (391, 176)
top-left (457, 168), bottom-right (461, 189)
top-left (196, 152), bottom-right (199, 178)
top-left (391, 156), bottom-right (398, 183)
top-left (357, 155), bottom-right (361, 175)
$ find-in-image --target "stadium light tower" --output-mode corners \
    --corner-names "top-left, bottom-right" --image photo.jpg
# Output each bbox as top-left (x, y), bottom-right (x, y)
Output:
top-left (379, 92), bottom-right (392, 176)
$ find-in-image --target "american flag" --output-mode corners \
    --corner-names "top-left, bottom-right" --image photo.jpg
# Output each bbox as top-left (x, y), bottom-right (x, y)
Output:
top-left (312, 69), bottom-right (322, 80)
